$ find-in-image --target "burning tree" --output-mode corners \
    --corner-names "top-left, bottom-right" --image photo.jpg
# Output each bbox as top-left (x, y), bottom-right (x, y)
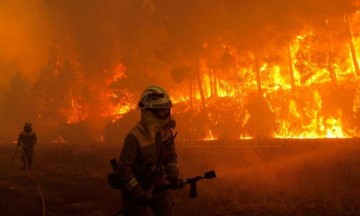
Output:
top-left (1, 0), bottom-right (360, 142)
top-left (0, 73), bottom-right (38, 139)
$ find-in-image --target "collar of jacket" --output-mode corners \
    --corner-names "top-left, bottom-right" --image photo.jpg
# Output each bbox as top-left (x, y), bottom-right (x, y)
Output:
top-left (130, 122), bottom-right (172, 148)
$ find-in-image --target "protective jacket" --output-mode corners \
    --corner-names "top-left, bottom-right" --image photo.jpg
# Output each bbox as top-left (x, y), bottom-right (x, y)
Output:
top-left (18, 130), bottom-right (37, 147)
top-left (17, 129), bottom-right (37, 169)
top-left (118, 122), bottom-right (178, 191)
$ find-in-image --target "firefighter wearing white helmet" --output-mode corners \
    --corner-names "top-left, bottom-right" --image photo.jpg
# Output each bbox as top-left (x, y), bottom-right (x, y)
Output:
top-left (137, 85), bottom-right (173, 109)
top-left (117, 86), bottom-right (180, 216)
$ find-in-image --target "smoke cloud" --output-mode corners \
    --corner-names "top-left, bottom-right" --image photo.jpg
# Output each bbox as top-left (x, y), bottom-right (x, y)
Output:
top-left (1, 0), bottom-right (359, 88)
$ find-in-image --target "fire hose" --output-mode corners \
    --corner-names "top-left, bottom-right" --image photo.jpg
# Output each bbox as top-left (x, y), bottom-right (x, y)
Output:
top-left (20, 146), bottom-right (46, 216)
top-left (108, 159), bottom-right (217, 215)
top-left (10, 146), bottom-right (19, 163)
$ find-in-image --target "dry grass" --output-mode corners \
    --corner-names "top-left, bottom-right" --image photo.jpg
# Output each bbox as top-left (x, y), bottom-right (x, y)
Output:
top-left (3, 138), bottom-right (360, 215)
top-left (173, 139), bottom-right (360, 216)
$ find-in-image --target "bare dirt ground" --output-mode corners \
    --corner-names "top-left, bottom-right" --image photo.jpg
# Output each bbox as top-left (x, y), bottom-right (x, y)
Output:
top-left (1, 139), bottom-right (360, 216)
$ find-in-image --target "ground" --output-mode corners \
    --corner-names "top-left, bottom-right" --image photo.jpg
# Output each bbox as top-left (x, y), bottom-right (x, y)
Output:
top-left (1, 139), bottom-right (360, 216)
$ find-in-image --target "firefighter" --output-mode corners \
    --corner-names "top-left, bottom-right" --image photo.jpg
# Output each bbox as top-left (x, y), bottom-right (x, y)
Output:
top-left (117, 86), bottom-right (181, 216)
top-left (17, 123), bottom-right (37, 169)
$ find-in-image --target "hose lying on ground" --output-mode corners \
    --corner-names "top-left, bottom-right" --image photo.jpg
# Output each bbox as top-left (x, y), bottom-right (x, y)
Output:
top-left (21, 147), bottom-right (46, 216)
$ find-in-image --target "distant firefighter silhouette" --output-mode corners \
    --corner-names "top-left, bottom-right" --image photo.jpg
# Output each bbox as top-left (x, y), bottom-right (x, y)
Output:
top-left (116, 86), bottom-right (181, 216)
top-left (17, 123), bottom-right (37, 169)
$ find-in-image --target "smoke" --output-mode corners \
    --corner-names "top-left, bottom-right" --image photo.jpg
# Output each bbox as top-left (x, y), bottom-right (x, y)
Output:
top-left (177, 139), bottom-right (360, 214)
top-left (1, 0), bottom-right (359, 88)
top-left (39, 0), bottom-right (123, 75)
top-left (0, 0), bottom-right (124, 90)
top-left (0, 0), bottom-right (51, 89)
top-left (1, 0), bottom-right (359, 141)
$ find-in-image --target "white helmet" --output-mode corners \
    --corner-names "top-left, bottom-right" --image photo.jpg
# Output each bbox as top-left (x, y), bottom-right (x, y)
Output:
top-left (137, 86), bottom-right (172, 109)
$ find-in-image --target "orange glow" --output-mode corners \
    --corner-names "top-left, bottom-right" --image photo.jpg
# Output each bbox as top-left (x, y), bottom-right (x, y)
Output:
top-left (64, 97), bottom-right (88, 124)
top-left (102, 64), bottom-right (135, 122)
top-left (168, 25), bottom-right (360, 140)
top-left (0, 1), bottom-right (51, 76)
top-left (105, 64), bottom-right (127, 85)
top-left (106, 23), bottom-right (360, 140)
top-left (9, 5), bottom-right (360, 142)
top-left (51, 136), bottom-right (66, 144)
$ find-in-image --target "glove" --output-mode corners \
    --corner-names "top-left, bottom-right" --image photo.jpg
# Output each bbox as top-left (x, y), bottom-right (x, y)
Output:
top-left (129, 185), bottom-right (153, 204)
top-left (166, 165), bottom-right (179, 180)
top-left (107, 172), bottom-right (122, 190)
top-left (165, 118), bottom-right (176, 129)
top-left (169, 178), bottom-right (185, 190)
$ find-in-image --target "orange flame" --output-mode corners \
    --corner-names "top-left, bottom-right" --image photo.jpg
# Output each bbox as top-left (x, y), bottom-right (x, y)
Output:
top-left (62, 14), bottom-right (360, 141)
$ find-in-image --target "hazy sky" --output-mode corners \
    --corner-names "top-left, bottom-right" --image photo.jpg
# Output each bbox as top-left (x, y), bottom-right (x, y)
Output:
top-left (0, 0), bottom-right (52, 88)
top-left (0, 0), bottom-right (122, 89)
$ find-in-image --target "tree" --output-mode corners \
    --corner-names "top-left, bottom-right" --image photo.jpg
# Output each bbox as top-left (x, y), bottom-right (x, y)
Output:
top-left (33, 45), bottom-right (88, 141)
top-left (244, 93), bottom-right (276, 138)
top-left (153, 0), bottom-right (226, 111)
top-left (346, 13), bottom-right (360, 76)
top-left (0, 72), bottom-right (38, 137)
top-left (118, 0), bottom-right (168, 90)
top-left (300, 0), bottom-right (360, 79)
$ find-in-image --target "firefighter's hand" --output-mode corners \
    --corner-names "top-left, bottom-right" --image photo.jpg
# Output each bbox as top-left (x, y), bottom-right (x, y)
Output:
top-left (130, 185), bottom-right (155, 204)
top-left (169, 178), bottom-right (185, 190)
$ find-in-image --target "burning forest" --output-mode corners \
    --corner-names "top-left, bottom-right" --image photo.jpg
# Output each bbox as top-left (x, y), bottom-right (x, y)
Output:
top-left (0, 0), bottom-right (360, 142)
top-left (1, 0), bottom-right (360, 215)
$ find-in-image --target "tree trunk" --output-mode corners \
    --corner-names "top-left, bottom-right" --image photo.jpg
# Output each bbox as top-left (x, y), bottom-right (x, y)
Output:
top-left (213, 69), bottom-right (218, 96)
top-left (234, 72), bottom-right (238, 98)
top-left (194, 56), bottom-right (207, 112)
top-left (254, 50), bottom-right (262, 94)
top-left (326, 16), bottom-right (337, 83)
top-left (346, 13), bottom-right (360, 76)
top-left (140, 24), bottom-right (148, 76)
top-left (208, 66), bottom-right (214, 97)
top-left (287, 42), bottom-right (296, 89)
top-left (189, 78), bottom-right (193, 111)
top-left (233, 52), bottom-right (240, 100)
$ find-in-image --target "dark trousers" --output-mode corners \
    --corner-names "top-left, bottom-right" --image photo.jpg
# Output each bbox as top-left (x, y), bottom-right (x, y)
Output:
top-left (21, 146), bottom-right (34, 169)
top-left (122, 191), bottom-right (175, 216)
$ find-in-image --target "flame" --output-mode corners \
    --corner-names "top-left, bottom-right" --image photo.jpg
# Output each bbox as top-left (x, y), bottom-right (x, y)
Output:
top-left (51, 136), bottom-right (66, 144)
top-left (105, 64), bottom-right (127, 85)
top-left (56, 13), bottom-right (360, 141)
top-left (325, 117), bottom-right (345, 138)
top-left (204, 129), bottom-right (216, 141)
top-left (172, 24), bottom-right (360, 140)
top-left (184, 25), bottom-right (360, 140)
top-left (102, 64), bottom-right (135, 121)
top-left (63, 95), bottom-right (88, 124)
top-left (355, 86), bottom-right (360, 114)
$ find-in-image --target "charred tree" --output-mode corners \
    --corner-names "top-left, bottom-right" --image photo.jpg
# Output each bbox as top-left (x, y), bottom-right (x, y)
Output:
top-left (244, 93), bottom-right (276, 138)
top-left (140, 25), bottom-right (148, 77)
top-left (325, 16), bottom-right (337, 83)
top-left (213, 69), bottom-right (218, 96)
top-left (1, 73), bottom-right (38, 135)
top-left (189, 78), bottom-right (193, 111)
top-left (194, 56), bottom-right (207, 112)
top-left (208, 66), bottom-right (214, 97)
top-left (233, 52), bottom-right (240, 101)
top-left (254, 50), bottom-right (262, 94)
top-left (345, 13), bottom-right (360, 76)
top-left (234, 72), bottom-right (239, 100)
top-left (287, 42), bottom-right (296, 89)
